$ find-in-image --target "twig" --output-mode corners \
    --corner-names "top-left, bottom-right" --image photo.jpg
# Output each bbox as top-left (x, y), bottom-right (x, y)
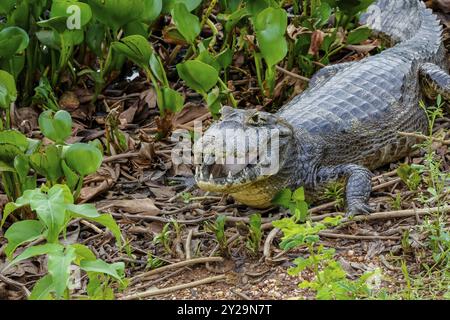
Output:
top-left (398, 131), bottom-right (450, 145)
top-left (342, 205), bottom-right (450, 224)
top-left (231, 289), bottom-right (252, 300)
top-left (111, 212), bottom-right (213, 224)
top-left (130, 257), bottom-right (224, 283)
top-left (275, 65), bottom-right (310, 82)
top-left (318, 231), bottom-right (400, 241)
top-left (161, 203), bottom-right (203, 215)
top-left (185, 229), bottom-right (194, 260)
top-left (264, 228), bottom-right (280, 261)
top-left (121, 275), bottom-right (227, 300)
top-left (103, 152), bottom-right (139, 163)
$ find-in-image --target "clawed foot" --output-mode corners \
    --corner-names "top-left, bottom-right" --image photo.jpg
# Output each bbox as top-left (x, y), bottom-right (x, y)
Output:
top-left (167, 176), bottom-right (197, 191)
top-left (345, 202), bottom-right (375, 218)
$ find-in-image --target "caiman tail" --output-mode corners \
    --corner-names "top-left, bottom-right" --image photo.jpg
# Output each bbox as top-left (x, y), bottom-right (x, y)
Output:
top-left (361, 0), bottom-right (443, 53)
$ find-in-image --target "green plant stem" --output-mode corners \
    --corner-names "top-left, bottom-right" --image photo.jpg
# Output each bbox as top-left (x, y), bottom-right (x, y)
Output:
top-left (218, 78), bottom-right (237, 108)
top-left (254, 53), bottom-right (265, 95)
top-left (200, 0), bottom-right (218, 30)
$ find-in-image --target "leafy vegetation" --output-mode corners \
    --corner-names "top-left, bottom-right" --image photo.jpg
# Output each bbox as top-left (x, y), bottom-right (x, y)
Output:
top-left (1, 0), bottom-right (448, 301)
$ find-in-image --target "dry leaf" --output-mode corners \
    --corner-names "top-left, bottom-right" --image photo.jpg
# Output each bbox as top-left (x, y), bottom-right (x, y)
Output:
top-left (108, 199), bottom-right (160, 215)
top-left (308, 30), bottom-right (325, 56)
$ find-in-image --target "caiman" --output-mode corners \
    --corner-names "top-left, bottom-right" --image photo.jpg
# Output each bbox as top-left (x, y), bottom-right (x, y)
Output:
top-left (194, 0), bottom-right (450, 216)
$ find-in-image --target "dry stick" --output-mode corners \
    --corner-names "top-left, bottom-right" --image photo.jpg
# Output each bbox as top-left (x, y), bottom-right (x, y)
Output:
top-left (275, 65), bottom-right (310, 82)
top-left (341, 205), bottom-right (450, 224)
top-left (399, 131), bottom-right (450, 145)
top-left (318, 232), bottom-right (400, 241)
top-left (120, 275), bottom-right (227, 300)
top-left (130, 257), bottom-right (224, 283)
top-left (111, 212), bottom-right (212, 225)
top-left (263, 228), bottom-right (280, 260)
top-left (185, 229), bottom-right (194, 260)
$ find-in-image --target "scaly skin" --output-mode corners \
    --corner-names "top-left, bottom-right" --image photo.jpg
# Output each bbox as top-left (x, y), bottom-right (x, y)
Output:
top-left (195, 0), bottom-right (450, 215)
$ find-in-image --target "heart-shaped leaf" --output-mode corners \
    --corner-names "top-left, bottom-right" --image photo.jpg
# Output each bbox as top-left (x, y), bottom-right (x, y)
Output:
top-left (162, 0), bottom-right (202, 12)
top-left (254, 7), bottom-right (288, 66)
top-left (171, 2), bottom-right (201, 44)
top-left (0, 27), bottom-right (30, 60)
top-left (112, 35), bottom-right (154, 68)
top-left (50, 1), bottom-right (93, 29)
top-left (63, 143), bottom-right (103, 176)
top-left (176, 60), bottom-right (219, 93)
top-left (142, 0), bottom-right (163, 22)
top-left (86, 0), bottom-right (148, 32)
top-left (38, 110), bottom-right (73, 144)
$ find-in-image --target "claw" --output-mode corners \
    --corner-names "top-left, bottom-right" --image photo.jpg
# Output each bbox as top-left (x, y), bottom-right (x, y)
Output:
top-left (345, 203), bottom-right (375, 218)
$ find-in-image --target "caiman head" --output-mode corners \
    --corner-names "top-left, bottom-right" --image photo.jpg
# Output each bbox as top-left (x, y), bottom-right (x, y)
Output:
top-left (194, 106), bottom-right (296, 208)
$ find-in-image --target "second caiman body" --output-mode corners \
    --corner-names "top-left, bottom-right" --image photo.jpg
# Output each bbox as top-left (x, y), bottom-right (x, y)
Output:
top-left (195, 0), bottom-right (450, 215)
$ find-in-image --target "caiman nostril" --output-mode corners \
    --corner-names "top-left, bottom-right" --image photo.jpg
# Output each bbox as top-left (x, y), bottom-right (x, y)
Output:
top-left (204, 154), bottom-right (215, 165)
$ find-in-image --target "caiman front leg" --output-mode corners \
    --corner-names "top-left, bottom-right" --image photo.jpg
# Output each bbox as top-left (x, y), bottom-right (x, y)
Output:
top-left (420, 63), bottom-right (450, 105)
top-left (309, 62), bottom-right (356, 87)
top-left (317, 164), bottom-right (375, 217)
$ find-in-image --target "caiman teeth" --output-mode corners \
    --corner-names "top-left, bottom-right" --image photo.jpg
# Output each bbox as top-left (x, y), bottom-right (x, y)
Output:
top-left (195, 166), bottom-right (199, 176)
top-left (200, 171), bottom-right (204, 180)
top-left (209, 173), bottom-right (214, 181)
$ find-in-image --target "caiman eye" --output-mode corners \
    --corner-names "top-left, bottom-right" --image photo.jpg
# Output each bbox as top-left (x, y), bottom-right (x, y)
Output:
top-left (249, 113), bottom-right (265, 124)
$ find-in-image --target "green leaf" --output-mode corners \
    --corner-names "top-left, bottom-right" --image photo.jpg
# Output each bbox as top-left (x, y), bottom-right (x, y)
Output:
top-left (171, 2), bottom-right (201, 44)
top-left (87, 214), bottom-right (122, 247)
top-left (162, 0), bottom-right (202, 12)
top-left (70, 243), bottom-right (97, 264)
top-left (177, 60), bottom-right (219, 93)
top-left (254, 7), bottom-right (288, 66)
top-left (47, 246), bottom-right (76, 298)
top-left (0, 0), bottom-right (15, 15)
top-left (63, 143), bottom-right (103, 176)
top-left (292, 187), bottom-right (305, 202)
top-left (0, 70), bottom-right (17, 109)
top-left (142, 0), bottom-right (163, 22)
top-left (29, 186), bottom-right (68, 243)
top-left (67, 203), bottom-right (100, 218)
top-left (246, 0), bottom-right (269, 16)
top-left (61, 160), bottom-right (80, 191)
top-left (37, 16), bottom-right (70, 34)
top-left (272, 188), bottom-right (292, 208)
top-left (29, 275), bottom-right (55, 300)
top-left (9, 243), bottom-right (63, 266)
top-left (80, 259), bottom-right (125, 281)
top-left (29, 145), bottom-right (64, 183)
top-left (149, 52), bottom-right (168, 86)
top-left (206, 87), bottom-right (222, 116)
top-left (14, 154), bottom-right (30, 183)
top-left (86, 0), bottom-right (145, 32)
top-left (4, 220), bottom-right (45, 259)
top-left (0, 130), bottom-right (28, 152)
top-left (161, 88), bottom-right (185, 114)
top-left (50, 1), bottom-right (93, 28)
top-left (38, 110), bottom-right (73, 144)
top-left (0, 26), bottom-right (29, 60)
top-left (112, 35), bottom-right (153, 68)
top-left (347, 26), bottom-right (371, 45)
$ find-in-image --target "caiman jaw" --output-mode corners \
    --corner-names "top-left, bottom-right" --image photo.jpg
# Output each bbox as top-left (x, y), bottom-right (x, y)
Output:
top-left (195, 163), bottom-right (267, 194)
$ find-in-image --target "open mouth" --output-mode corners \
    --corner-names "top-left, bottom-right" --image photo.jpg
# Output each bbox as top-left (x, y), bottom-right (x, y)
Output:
top-left (195, 163), bottom-right (261, 186)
